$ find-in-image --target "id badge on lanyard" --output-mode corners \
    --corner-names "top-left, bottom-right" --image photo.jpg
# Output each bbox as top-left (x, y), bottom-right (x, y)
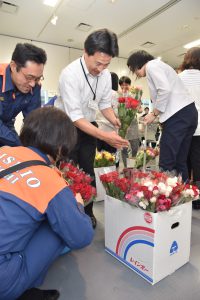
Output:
top-left (88, 97), bottom-right (98, 110)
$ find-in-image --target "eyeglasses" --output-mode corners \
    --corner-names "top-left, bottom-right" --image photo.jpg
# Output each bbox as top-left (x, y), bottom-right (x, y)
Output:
top-left (20, 69), bottom-right (44, 83)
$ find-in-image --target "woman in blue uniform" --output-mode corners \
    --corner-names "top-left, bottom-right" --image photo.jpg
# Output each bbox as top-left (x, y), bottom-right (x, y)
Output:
top-left (0, 106), bottom-right (94, 300)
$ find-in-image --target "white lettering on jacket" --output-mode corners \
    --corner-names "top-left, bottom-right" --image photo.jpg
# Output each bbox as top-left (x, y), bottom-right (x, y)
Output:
top-left (0, 153), bottom-right (41, 188)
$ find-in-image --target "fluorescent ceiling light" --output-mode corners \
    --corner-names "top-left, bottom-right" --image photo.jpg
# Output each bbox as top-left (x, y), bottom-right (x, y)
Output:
top-left (51, 15), bottom-right (58, 25)
top-left (184, 39), bottom-right (200, 49)
top-left (43, 0), bottom-right (58, 7)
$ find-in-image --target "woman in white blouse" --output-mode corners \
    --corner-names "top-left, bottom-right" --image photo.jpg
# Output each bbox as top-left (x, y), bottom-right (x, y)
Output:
top-left (127, 50), bottom-right (198, 182)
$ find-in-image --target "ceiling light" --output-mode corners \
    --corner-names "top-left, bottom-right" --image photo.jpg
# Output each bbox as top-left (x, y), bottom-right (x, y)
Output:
top-left (43, 0), bottom-right (58, 7)
top-left (157, 56), bottom-right (162, 60)
top-left (51, 15), bottom-right (58, 25)
top-left (184, 39), bottom-right (200, 49)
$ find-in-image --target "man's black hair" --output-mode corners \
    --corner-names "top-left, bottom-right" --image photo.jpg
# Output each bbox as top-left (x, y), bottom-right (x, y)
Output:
top-left (12, 43), bottom-right (47, 69)
top-left (84, 28), bottom-right (119, 57)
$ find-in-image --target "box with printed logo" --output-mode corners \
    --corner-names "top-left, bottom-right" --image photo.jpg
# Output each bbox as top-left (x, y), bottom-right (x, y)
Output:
top-left (104, 195), bottom-right (192, 285)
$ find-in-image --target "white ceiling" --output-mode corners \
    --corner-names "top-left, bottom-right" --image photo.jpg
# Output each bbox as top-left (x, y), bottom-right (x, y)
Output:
top-left (0, 0), bottom-right (200, 67)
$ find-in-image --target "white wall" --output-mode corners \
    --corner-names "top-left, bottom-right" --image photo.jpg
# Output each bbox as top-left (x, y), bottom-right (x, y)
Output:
top-left (0, 35), bottom-right (150, 133)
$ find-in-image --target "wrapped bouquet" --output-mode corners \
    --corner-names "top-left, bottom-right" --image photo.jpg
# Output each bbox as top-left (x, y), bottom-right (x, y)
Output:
top-left (118, 86), bottom-right (142, 139)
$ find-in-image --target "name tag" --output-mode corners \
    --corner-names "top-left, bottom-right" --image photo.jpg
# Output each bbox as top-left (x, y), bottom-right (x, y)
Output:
top-left (88, 98), bottom-right (98, 110)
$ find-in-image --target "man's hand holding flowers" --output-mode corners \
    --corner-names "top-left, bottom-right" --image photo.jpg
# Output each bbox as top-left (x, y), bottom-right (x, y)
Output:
top-left (101, 130), bottom-right (129, 149)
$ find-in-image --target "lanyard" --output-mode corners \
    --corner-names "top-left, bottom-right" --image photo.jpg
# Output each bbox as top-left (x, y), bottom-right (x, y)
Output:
top-left (80, 58), bottom-right (98, 101)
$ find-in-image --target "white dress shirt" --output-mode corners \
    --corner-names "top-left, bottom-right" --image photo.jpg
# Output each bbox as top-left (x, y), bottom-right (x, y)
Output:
top-left (55, 56), bottom-right (112, 122)
top-left (146, 59), bottom-right (194, 123)
top-left (179, 69), bottom-right (200, 136)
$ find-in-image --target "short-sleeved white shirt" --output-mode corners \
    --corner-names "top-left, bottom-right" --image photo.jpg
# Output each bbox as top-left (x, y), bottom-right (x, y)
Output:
top-left (55, 56), bottom-right (112, 122)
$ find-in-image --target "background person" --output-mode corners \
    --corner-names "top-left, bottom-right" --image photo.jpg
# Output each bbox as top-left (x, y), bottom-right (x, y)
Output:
top-left (127, 50), bottom-right (198, 181)
top-left (55, 28), bottom-right (128, 228)
top-left (0, 43), bottom-right (47, 147)
top-left (0, 106), bottom-right (94, 300)
top-left (179, 47), bottom-right (200, 208)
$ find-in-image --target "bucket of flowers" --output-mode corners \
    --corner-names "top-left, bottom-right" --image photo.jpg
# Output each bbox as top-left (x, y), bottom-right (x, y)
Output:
top-left (60, 161), bottom-right (96, 207)
top-left (94, 151), bottom-right (116, 201)
top-left (100, 169), bottom-right (199, 284)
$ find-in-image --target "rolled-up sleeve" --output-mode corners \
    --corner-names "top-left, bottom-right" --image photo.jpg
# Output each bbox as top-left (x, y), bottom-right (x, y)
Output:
top-left (59, 68), bottom-right (84, 122)
top-left (147, 64), bottom-right (171, 113)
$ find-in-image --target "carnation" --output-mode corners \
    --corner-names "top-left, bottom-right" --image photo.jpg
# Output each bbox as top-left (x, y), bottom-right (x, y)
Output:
top-left (100, 169), bottom-right (199, 213)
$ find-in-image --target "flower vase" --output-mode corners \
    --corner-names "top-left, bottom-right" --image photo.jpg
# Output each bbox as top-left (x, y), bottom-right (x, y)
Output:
top-left (94, 166), bottom-right (116, 201)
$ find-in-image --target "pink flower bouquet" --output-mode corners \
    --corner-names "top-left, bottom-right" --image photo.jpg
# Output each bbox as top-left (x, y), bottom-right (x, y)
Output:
top-left (100, 169), bottom-right (199, 212)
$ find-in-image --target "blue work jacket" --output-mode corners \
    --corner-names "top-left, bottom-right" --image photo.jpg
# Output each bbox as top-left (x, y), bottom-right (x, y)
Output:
top-left (0, 64), bottom-right (41, 146)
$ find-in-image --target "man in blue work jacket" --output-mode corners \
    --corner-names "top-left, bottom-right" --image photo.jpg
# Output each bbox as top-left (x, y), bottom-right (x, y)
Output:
top-left (0, 43), bottom-right (47, 146)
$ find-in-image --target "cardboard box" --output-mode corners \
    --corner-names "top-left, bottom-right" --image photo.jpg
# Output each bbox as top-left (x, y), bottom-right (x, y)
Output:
top-left (94, 166), bottom-right (116, 201)
top-left (105, 195), bottom-right (192, 284)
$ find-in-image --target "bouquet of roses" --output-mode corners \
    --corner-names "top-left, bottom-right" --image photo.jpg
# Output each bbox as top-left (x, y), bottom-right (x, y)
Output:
top-left (118, 86), bottom-right (142, 138)
top-left (94, 151), bottom-right (116, 168)
top-left (60, 161), bottom-right (96, 206)
top-left (100, 169), bottom-right (199, 212)
top-left (135, 147), bottom-right (159, 169)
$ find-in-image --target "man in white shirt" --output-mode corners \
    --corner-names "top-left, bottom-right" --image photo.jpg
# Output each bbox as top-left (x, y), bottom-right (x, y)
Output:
top-left (55, 29), bottom-right (128, 228)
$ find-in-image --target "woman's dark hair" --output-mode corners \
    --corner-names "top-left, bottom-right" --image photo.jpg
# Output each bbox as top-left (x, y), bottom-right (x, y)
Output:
top-left (111, 72), bottom-right (119, 91)
top-left (180, 47), bottom-right (200, 71)
top-left (119, 76), bottom-right (131, 86)
top-left (84, 28), bottom-right (119, 57)
top-left (12, 43), bottom-right (47, 69)
top-left (20, 106), bottom-right (77, 161)
top-left (127, 50), bottom-right (155, 73)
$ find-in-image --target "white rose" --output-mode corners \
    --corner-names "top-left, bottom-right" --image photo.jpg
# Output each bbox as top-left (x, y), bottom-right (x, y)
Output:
top-left (167, 177), bottom-right (178, 187)
top-left (165, 186), bottom-right (173, 197)
top-left (139, 201), bottom-right (146, 209)
top-left (153, 189), bottom-right (159, 195)
top-left (158, 182), bottom-right (167, 194)
top-left (150, 197), bottom-right (157, 203)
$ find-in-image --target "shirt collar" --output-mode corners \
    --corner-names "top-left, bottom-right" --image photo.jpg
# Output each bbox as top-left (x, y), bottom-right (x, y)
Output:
top-left (5, 65), bottom-right (15, 92)
top-left (28, 146), bottom-right (51, 165)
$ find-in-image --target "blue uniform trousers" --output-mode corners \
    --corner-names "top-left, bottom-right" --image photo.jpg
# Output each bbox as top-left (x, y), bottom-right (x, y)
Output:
top-left (159, 103), bottom-right (198, 182)
top-left (0, 222), bottom-right (65, 300)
